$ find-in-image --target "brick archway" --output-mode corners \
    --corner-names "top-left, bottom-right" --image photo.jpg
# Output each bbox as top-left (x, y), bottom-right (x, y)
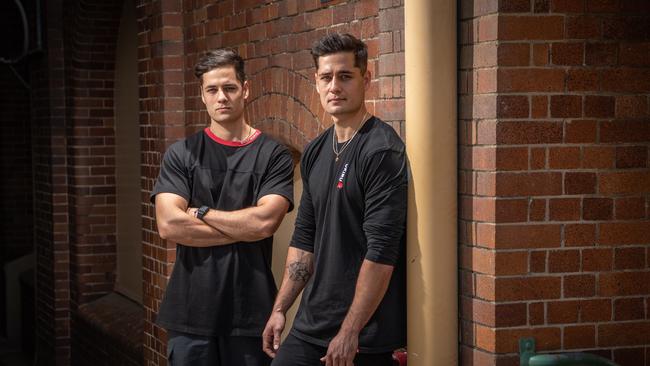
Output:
top-left (246, 66), bottom-right (327, 153)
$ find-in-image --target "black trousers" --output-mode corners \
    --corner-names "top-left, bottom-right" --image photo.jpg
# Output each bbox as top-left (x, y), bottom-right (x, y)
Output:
top-left (271, 333), bottom-right (394, 366)
top-left (167, 330), bottom-right (271, 366)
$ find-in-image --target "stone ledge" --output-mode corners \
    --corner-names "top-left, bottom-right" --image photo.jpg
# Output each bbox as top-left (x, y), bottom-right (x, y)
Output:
top-left (77, 292), bottom-right (143, 360)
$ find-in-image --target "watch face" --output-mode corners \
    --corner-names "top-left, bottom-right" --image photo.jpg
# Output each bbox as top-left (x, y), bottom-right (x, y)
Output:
top-left (197, 206), bottom-right (209, 219)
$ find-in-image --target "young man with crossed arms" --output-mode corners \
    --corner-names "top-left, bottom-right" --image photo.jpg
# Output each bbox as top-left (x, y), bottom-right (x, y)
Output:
top-left (152, 49), bottom-right (294, 366)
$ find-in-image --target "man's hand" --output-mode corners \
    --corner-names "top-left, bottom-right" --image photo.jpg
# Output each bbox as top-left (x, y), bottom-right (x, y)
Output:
top-left (154, 193), bottom-right (234, 247)
top-left (320, 260), bottom-right (394, 365)
top-left (320, 329), bottom-right (359, 366)
top-left (262, 310), bottom-right (286, 358)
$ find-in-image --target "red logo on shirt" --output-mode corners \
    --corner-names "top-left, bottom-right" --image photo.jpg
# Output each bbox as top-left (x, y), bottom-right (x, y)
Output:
top-left (337, 163), bottom-right (349, 189)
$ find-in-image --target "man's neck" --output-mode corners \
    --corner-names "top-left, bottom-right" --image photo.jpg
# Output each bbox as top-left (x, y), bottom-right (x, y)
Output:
top-left (209, 119), bottom-right (251, 142)
top-left (333, 108), bottom-right (368, 142)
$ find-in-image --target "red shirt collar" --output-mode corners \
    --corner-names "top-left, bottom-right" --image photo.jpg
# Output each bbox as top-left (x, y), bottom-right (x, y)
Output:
top-left (204, 127), bottom-right (261, 147)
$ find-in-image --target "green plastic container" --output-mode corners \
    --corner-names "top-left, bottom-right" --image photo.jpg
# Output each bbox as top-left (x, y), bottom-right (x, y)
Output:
top-left (519, 338), bottom-right (619, 366)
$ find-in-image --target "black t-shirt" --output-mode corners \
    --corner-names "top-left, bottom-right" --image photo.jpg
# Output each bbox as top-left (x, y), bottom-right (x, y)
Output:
top-left (289, 117), bottom-right (407, 352)
top-left (150, 128), bottom-right (294, 337)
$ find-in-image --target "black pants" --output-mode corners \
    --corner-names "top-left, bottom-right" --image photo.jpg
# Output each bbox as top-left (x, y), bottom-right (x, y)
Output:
top-left (271, 333), bottom-right (394, 366)
top-left (167, 330), bottom-right (271, 366)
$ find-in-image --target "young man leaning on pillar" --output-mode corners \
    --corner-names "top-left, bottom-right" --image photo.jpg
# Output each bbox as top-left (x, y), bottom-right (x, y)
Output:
top-left (263, 33), bottom-right (407, 366)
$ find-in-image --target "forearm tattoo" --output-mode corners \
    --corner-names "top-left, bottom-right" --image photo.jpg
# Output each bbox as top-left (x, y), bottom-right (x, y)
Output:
top-left (288, 261), bottom-right (311, 282)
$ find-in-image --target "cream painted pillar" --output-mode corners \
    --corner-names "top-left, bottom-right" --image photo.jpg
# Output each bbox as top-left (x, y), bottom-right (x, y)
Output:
top-left (272, 168), bottom-right (303, 338)
top-left (405, 0), bottom-right (458, 365)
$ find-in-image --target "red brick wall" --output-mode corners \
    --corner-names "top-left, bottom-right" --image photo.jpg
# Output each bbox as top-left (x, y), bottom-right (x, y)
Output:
top-left (460, 0), bottom-right (650, 365)
top-left (137, 0), bottom-right (186, 363)
top-left (65, 0), bottom-right (121, 307)
top-left (31, 0), bottom-right (128, 364)
top-left (377, 0), bottom-right (404, 135)
top-left (64, 0), bottom-right (132, 364)
top-left (31, 0), bottom-right (72, 363)
top-left (138, 1), bottom-right (404, 364)
top-left (30, 0), bottom-right (650, 364)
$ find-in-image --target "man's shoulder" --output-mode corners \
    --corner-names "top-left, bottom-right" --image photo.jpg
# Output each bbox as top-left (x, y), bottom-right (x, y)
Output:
top-left (254, 132), bottom-right (293, 160)
top-left (166, 130), bottom-right (204, 151)
top-left (359, 117), bottom-right (405, 155)
top-left (185, 129), bottom-right (207, 145)
top-left (305, 126), bottom-right (331, 151)
top-left (299, 126), bottom-right (331, 166)
top-left (256, 132), bottom-right (284, 149)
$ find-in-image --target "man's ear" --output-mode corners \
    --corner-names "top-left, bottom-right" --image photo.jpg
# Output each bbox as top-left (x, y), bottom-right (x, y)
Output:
top-left (363, 69), bottom-right (371, 90)
top-left (314, 73), bottom-right (320, 93)
top-left (243, 80), bottom-right (250, 100)
top-left (200, 85), bottom-right (206, 104)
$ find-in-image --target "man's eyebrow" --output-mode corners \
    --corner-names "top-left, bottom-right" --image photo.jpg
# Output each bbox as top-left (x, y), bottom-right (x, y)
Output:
top-left (317, 70), bottom-right (355, 76)
top-left (203, 82), bottom-right (239, 89)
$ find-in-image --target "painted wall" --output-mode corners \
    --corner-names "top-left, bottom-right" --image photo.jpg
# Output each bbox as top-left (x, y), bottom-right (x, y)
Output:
top-left (272, 168), bottom-right (303, 338)
top-left (114, 0), bottom-right (143, 303)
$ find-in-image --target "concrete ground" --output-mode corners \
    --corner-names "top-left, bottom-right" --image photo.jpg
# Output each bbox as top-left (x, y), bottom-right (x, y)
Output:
top-left (0, 339), bottom-right (32, 366)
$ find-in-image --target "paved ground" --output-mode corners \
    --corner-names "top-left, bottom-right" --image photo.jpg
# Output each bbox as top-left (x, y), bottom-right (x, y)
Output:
top-left (0, 352), bottom-right (32, 366)
top-left (0, 339), bottom-right (32, 366)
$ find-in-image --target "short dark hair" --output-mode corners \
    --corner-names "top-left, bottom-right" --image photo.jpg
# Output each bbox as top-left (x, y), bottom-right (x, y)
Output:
top-left (194, 49), bottom-right (246, 85)
top-left (311, 33), bottom-right (368, 74)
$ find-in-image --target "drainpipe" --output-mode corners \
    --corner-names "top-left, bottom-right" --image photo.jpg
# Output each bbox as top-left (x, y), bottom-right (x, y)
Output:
top-left (405, 0), bottom-right (458, 365)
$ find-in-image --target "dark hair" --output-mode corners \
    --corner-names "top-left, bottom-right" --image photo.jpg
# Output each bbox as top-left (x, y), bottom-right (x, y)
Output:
top-left (194, 49), bottom-right (246, 84)
top-left (311, 33), bottom-right (368, 74)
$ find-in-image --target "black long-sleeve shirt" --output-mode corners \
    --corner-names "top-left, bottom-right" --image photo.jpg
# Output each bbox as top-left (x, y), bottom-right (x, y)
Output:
top-left (289, 116), bottom-right (407, 353)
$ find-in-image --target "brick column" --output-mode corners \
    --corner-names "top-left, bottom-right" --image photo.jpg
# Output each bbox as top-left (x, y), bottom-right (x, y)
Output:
top-left (32, 0), bottom-right (71, 363)
top-left (138, 0), bottom-right (186, 364)
top-left (459, 1), bottom-right (650, 365)
top-left (33, 0), bottom-right (125, 363)
top-left (66, 0), bottom-right (122, 308)
top-left (63, 1), bottom-right (126, 364)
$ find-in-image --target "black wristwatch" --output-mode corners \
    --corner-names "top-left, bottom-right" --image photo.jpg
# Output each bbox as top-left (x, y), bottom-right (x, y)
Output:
top-left (196, 205), bottom-right (210, 220)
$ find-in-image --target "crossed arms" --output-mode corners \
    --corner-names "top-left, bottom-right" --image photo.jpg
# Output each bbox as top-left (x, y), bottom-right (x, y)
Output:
top-left (155, 192), bottom-right (290, 246)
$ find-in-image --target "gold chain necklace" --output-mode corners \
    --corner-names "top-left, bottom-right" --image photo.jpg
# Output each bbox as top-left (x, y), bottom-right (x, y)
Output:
top-left (332, 112), bottom-right (369, 162)
top-left (240, 124), bottom-right (254, 144)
